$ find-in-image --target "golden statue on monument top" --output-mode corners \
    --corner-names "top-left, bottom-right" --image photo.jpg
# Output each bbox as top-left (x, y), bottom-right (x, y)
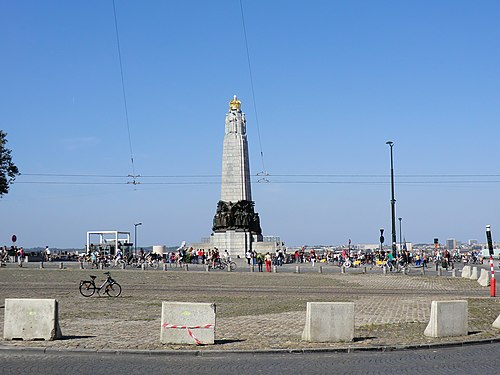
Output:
top-left (229, 95), bottom-right (241, 111)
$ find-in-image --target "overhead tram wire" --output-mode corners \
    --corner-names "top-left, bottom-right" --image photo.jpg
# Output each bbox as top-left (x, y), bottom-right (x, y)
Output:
top-left (112, 0), bottom-right (139, 185)
top-left (19, 172), bottom-right (500, 178)
top-left (15, 174), bottom-right (500, 186)
top-left (239, 0), bottom-right (269, 183)
top-left (16, 180), bottom-right (500, 186)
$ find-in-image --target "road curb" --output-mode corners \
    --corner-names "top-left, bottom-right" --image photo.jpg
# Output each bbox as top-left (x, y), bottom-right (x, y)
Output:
top-left (1, 336), bottom-right (500, 356)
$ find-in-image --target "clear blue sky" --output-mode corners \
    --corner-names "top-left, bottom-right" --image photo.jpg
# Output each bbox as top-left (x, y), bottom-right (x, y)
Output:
top-left (1, 0), bottom-right (500, 248)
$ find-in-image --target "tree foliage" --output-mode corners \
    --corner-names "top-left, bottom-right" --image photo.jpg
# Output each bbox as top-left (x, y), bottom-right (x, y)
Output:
top-left (0, 130), bottom-right (19, 197)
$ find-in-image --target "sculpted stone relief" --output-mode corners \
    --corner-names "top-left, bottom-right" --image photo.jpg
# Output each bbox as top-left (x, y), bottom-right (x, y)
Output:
top-left (212, 200), bottom-right (262, 234)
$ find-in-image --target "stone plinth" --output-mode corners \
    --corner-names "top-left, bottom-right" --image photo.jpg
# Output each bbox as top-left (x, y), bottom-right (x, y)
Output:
top-left (469, 267), bottom-right (479, 280)
top-left (493, 314), bottom-right (500, 329)
top-left (160, 302), bottom-right (216, 345)
top-left (424, 300), bottom-right (468, 338)
top-left (477, 269), bottom-right (490, 287)
top-left (4, 299), bottom-right (62, 341)
top-left (210, 231), bottom-right (263, 259)
top-left (461, 266), bottom-right (471, 278)
top-left (302, 302), bottom-right (354, 342)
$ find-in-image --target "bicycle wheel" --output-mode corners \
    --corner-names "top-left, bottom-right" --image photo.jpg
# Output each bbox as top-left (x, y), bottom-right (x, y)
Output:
top-left (151, 261), bottom-right (159, 270)
top-left (105, 282), bottom-right (122, 297)
top-left (79, 281), bottom-right (95, 297)
top-left (229, 261), bottom-right (237, 271)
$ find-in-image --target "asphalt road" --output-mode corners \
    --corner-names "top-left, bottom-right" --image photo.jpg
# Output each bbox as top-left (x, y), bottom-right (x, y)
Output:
top-left (1, 343), bottom-right (499, 375)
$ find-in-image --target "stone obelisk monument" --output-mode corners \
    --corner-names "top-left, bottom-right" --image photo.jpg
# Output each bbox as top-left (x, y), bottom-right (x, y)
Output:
top-left (210, 96), bottom-right (263, 257)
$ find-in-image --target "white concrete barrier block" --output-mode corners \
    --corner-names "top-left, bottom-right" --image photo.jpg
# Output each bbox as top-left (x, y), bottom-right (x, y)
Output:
top-left (493, 314), bottom-right (500, 329)
top-left (424, 300), bottom-right (468, 338)
top-left (461, 266), bottom-right (471, 278)
top-left (160, 302), bottom-right (216, 345)
top-left (477, 268), bottom-right (490, 287)
top-left (469, 267), bottom-right (479, 280)
top-left (302, 302), bottom-right (354, 342)
top-left (3, 299), bottom-right (62, 341)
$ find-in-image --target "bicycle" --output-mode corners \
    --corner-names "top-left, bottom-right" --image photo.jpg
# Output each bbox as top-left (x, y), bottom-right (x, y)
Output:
top-left (79, 271), bottom-right (122, 297)
top-left (211, 258), bottom-right (237, 271)
top-left (112, 258), bottom-right (127, 268)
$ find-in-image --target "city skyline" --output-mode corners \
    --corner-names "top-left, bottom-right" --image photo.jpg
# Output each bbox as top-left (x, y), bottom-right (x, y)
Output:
top-left (1, 1), bottom-right (500, 248)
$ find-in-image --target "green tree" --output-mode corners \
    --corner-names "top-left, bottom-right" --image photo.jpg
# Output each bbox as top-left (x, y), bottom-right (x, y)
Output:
top-left (0, 130), bottom-right (19, 197)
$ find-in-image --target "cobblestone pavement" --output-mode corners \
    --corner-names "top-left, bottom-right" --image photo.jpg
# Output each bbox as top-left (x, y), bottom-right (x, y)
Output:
top-left (1, 261), bottom-right (499, 351)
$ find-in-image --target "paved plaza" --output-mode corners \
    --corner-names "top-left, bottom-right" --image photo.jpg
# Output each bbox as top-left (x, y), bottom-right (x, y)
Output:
top-left (1, 261), bottom-right (500, 352)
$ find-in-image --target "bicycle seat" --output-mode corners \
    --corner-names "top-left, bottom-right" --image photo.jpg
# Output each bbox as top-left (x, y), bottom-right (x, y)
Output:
top-left (104, 271), bottom-right (110, 275)
top-left (90, 275), bottom-right (97, 279)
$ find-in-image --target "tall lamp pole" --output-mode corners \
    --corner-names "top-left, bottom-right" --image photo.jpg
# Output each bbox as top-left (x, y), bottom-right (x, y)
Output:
top-left (134, 222), bottom-right (142, 256)
top-left (386, 141), bottom-right (397, 258)
top-left (398, 217), bottom-right (402, 252)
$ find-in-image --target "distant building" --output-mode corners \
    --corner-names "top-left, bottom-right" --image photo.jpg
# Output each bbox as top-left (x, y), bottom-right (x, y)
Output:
top-left (469, 239), bottom-right (478, 246)
top-left (446, 238), bottom-right (456, 250)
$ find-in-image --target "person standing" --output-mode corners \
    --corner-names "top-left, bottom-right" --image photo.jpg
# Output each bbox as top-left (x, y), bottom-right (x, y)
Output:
top-left (265, 252), bottom-right (272, 272)
top-left (310, 249), bottom-right (316, 268)
top-left (17, 247), bottom-right (25, 267)
top-left (256, 253), bottom-right (264, 272)
top-left (44, 246), bottom-right (51, 262)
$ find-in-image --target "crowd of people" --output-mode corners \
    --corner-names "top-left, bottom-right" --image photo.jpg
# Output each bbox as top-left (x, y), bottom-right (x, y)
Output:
top-left (2, 243), bottom-right (493, 272)
top-left (0, 245), bottom-right (30, 267)
top-left (287, 247), bottom-right (488, 271)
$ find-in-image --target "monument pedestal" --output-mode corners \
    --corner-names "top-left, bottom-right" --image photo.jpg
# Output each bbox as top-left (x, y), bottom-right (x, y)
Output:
top-left (211, 231), bottom-right (262, 259)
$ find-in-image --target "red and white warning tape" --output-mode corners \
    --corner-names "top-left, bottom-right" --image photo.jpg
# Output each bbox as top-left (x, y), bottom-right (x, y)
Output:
top-left (162, 323), bottom-right (213, 345)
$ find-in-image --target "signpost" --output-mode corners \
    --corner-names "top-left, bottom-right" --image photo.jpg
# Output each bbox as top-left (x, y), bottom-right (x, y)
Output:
top-left (486, 225), bottom-right (495, 297)
top-left (379, 229), bottom-right (384, 252)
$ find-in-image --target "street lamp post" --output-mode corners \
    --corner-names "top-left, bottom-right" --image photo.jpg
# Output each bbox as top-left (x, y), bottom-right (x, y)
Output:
top-left (386, 141), bottom-right (397, 258)
top-left (398, 217), bottom-right (402, 252)
top-left (134, 222), bottom-right (142, 256)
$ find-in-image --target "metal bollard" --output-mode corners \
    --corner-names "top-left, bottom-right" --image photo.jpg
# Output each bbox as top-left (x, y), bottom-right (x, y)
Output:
top-left (59, 262), bottom-right (64, 269)
top-left (141, 263), bottom-right (146, 271)
top-left (318, 266), bottom-right (323, 273)
top-left (273, 265), bottom-right (278, 273)
top-left (80, 261), bottom-right (84, 270)
top-left (363, 266), bottom-right (367, 274)
top-left (451, 269), bottom-right (456, 277)
top-left (185, 264), bottom-right (189, 271)
top-left (39, 261), bottom-right (44, 269)
top-left (437, 267), bottom-right (442, 276)
top-left (295, 265), bottom-right (300, 274)
top-left (341, 266), bottom-right (346, 274)
top-left (383, 266), bottom-right (387, 275)
top-left (250, 265), bottom-right (255, 272)
top-left (121, 263), bottom-right (126, 270)
top-left (162, 264), bottom-right (167, 271)
top-left (421, 267), bottom-right (425, 275)
top-left (205, 264), bottom-right (210, 272)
